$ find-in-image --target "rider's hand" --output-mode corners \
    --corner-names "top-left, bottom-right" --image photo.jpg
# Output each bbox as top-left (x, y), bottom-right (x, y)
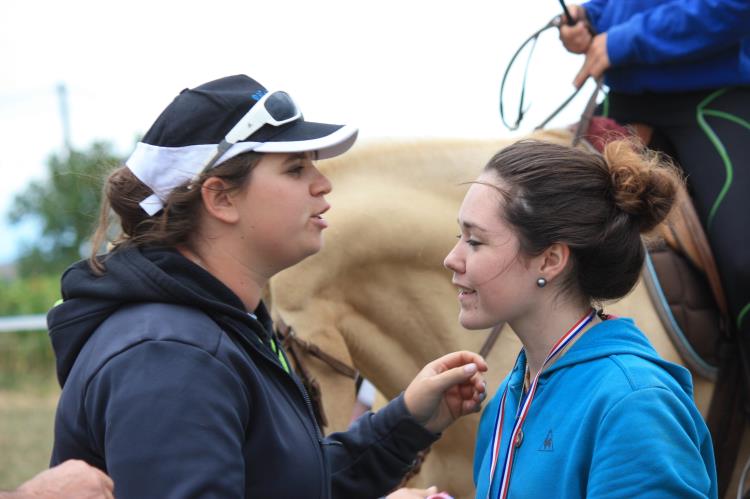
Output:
top-left (559, 4), bottom-right (592, 54)
top-left (573, 32), bottom-right (610, 88)
top-left (403, 351), bottom-right (488, 434)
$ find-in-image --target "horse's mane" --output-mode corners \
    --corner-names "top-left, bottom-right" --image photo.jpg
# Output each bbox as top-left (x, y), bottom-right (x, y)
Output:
top-left (286, 129), bottom-right (574, 290)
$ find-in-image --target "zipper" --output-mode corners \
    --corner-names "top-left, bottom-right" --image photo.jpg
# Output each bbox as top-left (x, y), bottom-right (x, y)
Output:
top-left (219, 315), bottom-right (325, 439)
top-left (219, 314), bottom-right (328, 496)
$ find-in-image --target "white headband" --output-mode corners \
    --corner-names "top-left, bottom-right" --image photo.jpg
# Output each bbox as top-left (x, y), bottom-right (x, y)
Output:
top-left (125, 141), bottom-right (258, 215)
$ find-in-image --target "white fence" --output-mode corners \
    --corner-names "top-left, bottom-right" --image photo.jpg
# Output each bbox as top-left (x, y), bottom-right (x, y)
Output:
top-left (0, 315), bottom-right (47, 333)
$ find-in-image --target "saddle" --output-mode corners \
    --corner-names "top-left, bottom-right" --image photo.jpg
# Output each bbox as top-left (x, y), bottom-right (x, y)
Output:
top-left (581, 117), bottom-right (731, 380)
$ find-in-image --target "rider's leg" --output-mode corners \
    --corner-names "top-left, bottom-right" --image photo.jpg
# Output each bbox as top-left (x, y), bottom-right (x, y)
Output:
top-left (655, 87), bottom-right (750, 339)
top-left (605, 88), bottom-right (750, 339)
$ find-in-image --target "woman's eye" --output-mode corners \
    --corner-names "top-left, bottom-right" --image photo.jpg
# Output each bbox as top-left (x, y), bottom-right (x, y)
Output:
top-left (456, 235), bottom-right (481, 247)
top-left (287, 165), bottom-right (305, 176)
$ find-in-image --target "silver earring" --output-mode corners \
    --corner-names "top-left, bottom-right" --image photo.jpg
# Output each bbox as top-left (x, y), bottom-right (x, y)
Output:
top-left (536, 277), bottom-right (547, 288)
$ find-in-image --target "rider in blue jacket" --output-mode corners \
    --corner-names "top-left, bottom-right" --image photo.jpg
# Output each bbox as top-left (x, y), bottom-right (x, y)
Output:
top-left (561, 8), bottom-right (750, 493)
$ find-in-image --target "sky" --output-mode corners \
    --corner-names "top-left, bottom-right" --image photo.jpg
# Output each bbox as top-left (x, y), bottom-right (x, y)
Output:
top-left (0, 0), bottom-right (596, 265)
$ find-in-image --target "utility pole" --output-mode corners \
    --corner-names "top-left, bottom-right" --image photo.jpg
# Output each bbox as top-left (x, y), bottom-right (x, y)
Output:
top-left (56, 82), bottom-right (72, 155)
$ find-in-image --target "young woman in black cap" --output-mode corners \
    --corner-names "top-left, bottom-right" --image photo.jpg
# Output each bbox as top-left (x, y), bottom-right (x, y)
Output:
top-left (47, 74), bottom-right (487, 499)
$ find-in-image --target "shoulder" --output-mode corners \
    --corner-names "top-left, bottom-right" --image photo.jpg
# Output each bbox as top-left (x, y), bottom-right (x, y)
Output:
top-left (95, 303), bottom-right (224, 353)
top-left (70, 303), bottom-right (248, 390)
top-left (564, 352), bottom-right (704, 443)
top-left (572, 352), bottom-right (691, 407)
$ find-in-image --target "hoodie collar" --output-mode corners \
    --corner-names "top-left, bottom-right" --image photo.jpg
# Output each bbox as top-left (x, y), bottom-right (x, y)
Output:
top-left (47, 246), bottom-right (270, 386)
top-left (506, 318), bottom-right (692, 393)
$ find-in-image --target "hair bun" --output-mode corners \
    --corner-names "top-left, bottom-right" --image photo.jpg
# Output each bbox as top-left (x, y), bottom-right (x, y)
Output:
top-left (603, 139), bottom-right (682, 233)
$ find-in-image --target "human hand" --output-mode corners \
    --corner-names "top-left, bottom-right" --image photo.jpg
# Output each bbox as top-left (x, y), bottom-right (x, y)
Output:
top-left (14, 460), bottom-right (114, 499)
top-left (573, 32), bottom-right (610, 88)
top-left (403, 351), bottom-right (488, 434)
top-left (559, 4), bottom-right (592, 54)
top-left (387, 485), bottom-right (455, 498)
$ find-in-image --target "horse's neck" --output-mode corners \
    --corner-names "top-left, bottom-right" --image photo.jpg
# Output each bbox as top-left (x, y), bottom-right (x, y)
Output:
top-left (275, 132), bottom-right (573, 397)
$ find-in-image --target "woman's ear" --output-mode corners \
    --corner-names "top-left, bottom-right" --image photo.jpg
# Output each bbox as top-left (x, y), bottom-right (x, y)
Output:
top-left (201, 177), bottom-right (240, 224)
top-left (538, 242), bottom-right (571, 282)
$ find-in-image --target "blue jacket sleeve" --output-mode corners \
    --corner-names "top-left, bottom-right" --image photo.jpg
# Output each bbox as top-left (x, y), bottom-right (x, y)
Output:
top-left (84, 340), bottom-right (250, 499)
top-left (581, 0), bottom-right (609, 27)
top-left (324, 393), bottom-right (440, 498)
top-left (603, 0), bottom-right (750, 66)
top-left (587, 387), bottom-right (717, 498)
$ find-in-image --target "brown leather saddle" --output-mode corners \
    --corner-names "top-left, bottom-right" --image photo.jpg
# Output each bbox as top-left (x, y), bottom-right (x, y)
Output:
top-left (581, 117), bottom-right (731, 380)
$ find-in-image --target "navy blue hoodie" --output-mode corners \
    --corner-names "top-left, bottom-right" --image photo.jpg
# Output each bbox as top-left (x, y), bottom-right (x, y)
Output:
top-left (48, 246), bottom-right (438, 498)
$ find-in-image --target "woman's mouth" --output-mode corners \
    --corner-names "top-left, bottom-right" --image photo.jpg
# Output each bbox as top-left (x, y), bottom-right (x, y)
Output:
top-left (456, 285), bottom-right (476, 300)
top-left (310, 214), bottom-right (329, 229)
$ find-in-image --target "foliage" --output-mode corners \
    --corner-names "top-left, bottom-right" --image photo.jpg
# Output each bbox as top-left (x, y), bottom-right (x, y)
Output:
top-left (8, 142), bottom-right (123, 277)
top-left (0, 274), bottom-right (60, 316)
top-left (0, 274), bottom-right (60, 390)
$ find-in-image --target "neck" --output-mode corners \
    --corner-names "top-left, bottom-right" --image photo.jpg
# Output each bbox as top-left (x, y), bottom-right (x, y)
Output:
top-left (511, 300), bottom-right (596, 380)
top-left (177, 240), bottom-right (268, 313)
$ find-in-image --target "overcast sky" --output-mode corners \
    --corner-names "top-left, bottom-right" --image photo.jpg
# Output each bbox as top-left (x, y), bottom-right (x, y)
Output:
top-left (0, 0), bottom-right (595, 265)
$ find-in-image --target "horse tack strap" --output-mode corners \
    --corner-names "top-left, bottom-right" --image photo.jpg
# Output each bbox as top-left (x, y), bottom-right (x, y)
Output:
top-left (572, 77), bottom-right (604, 147)
top-left (657, 185), bottom-right (730, 320)
top-left (275, 316), bottom-right (359, 380)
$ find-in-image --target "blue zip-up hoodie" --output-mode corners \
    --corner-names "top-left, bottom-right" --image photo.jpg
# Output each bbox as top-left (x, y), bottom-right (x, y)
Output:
top-left (474, 318), bottom-right (717, 498)
top-left (48, 246), bottom-right (438, 499)
top-left (581, 0), bottom-right (750, 93)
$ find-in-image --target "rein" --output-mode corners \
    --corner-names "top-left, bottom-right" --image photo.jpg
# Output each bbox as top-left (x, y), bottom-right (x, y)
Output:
top-left (499, 16), bottom-right (561, 131)
top-left (500, 15), bottom-right (603, 137)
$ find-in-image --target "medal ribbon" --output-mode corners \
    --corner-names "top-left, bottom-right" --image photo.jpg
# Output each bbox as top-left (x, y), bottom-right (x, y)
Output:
top-left (486, 308), bottom-right (596, 499)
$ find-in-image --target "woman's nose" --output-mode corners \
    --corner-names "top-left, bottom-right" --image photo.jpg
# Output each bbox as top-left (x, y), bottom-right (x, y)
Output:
top-left (311, 168), bottom-right (332, 196)
top-left (443, 242), bottom-right (464, 273)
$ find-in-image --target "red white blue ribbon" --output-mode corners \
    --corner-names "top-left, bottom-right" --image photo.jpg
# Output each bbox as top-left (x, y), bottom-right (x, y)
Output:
top-left (486, 309), bottom-right (596, 499)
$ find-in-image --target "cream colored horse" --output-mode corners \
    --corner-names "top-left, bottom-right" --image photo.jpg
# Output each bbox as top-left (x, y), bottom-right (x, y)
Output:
top-left (269, 130), bottom-right (746, 498)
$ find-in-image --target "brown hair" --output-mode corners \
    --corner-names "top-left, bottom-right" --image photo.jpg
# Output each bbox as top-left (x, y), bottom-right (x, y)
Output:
top-left (484, 139), bottom-right (682, 302)
top-left (88, 152), bottom-right (262, 274)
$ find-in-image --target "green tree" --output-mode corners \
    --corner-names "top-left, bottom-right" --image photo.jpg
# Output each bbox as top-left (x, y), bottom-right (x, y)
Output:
top-left (8, 142), bottom-right (123, 276)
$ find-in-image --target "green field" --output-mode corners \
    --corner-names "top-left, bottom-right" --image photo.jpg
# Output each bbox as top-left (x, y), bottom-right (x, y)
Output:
top-left (0, 386), bottom-right (59, 490)
top-left (0, 329), bottom-right (59, 491)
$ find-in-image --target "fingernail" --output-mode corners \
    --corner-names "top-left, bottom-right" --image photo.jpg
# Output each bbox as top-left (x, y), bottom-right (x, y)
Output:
top-left (464, 363), bottom-right (477, 374)
top-left (480, 391), bottom-right (487, 402)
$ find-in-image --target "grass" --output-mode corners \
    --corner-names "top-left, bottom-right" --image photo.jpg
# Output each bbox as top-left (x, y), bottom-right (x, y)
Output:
top-left (0, 382), bottom-right (60, 490)
top-left (0, 331), bottom-right (56, 390)
top-left (0, 329), bottom-right (60, 490)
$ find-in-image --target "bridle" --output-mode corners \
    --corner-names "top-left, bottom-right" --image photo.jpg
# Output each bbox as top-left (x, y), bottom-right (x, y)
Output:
top-left (276, 314), bottom-right (504, 487)
top-left (275, 315), bottom-right (358, 429)
top-left (275, 312), bottom-right (504, 489)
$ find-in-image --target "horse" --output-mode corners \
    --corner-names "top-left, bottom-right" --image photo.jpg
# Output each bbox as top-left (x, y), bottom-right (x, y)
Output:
top-left (268, 128), bottom-right (748, 498)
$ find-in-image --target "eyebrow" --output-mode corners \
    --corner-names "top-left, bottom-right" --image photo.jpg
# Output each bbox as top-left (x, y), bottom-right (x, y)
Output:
top-left (283, 152), bottom-right (308, 164)
top-left (458, 219), bottom-right (488, 232)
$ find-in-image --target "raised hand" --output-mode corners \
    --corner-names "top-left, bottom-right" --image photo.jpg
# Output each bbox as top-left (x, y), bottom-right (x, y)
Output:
top-left (559, 4), bottom-right (593, 54)
top-left (403, 351), bottom-right (488, 434)
top-left (573, 33), bottom-right (610, 88)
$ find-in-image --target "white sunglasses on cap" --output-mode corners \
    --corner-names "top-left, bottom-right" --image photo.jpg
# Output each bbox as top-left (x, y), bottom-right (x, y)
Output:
top-left (202, 90), bottom-right (302, 171)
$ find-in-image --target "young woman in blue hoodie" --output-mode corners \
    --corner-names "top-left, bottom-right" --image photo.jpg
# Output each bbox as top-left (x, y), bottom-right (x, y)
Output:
top-left (559, 1), bottom-right (750, 386)
top-left (47, 74), bottom-right (488, 499)
top-left (444, 139), bottom-right (717, 498)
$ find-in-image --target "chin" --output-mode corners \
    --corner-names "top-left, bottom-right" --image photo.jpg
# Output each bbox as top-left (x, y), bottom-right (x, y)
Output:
top-left (458, 312), bottom-right (498, 331)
